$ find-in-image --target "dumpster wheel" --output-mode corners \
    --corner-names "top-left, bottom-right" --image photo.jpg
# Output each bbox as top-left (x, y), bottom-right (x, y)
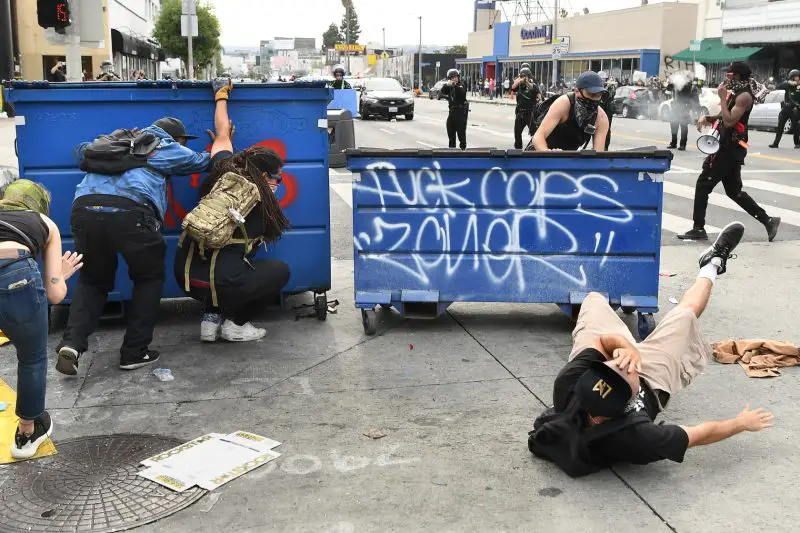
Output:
top-left (621, 307), bottom-right (636, 315)
top-left (637, 312), bottom-right (656, 340)
top-left (362, 309), bottom-right (377, 335)
top-left (314, 293), bottom-right (328, 321)
top-left (379, 303), bottom-right (392, 310)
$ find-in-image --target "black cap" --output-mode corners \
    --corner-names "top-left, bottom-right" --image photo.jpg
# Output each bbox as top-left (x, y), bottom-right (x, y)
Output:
top-left (575, 362), bottom-right (633, 418)
top-left (727, 62), bottom-right (752, 81)
top-left (576, 71), bottom-right (605, 94)
top-left (152, 117), bottom-right (198, 140)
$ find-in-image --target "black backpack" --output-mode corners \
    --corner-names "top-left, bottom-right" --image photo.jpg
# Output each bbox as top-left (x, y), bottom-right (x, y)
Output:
top-left (528, 398), bottom-right (649, 478)
top-left (79, 128), bottom-right (168, 177)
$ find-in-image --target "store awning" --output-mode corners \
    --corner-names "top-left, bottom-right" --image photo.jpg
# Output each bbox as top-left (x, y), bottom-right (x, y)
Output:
top-left (672, 38), bottom-right (761, 64)
top-left (111, 29), bottom-right (162, 61)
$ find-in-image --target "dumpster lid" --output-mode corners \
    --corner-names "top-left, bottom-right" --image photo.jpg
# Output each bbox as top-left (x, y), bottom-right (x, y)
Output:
top-left (3, 80), bottom-right (329, 90)
top-left (345, 147), bottom-right (674, 159)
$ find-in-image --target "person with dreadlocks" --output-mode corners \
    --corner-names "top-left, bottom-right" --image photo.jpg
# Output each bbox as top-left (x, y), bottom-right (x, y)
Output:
top-left (174, 79), bottom-right (291, 343)
top-left (0, 180), bottom-right (83, 458)
top-left (678, 62), bottom-right (781, 242)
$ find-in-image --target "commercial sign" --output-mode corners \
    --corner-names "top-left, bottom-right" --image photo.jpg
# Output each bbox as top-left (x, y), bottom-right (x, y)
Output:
top-left (520, 24), bottom-right (553, 46)
top-left (689, 39), bottom-right (701, 52)
top-left (335, 43), bottom-right (366, 53)
top-left (368, 54), bottom-right (377, 65)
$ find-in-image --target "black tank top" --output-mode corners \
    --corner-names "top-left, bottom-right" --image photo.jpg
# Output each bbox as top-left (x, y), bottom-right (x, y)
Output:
top-left (718, 87), bottom-right (752, 160)
top-left (0, 211), bottom-right (50, 257)
top-left (545, 93), bottom-right (590, 150)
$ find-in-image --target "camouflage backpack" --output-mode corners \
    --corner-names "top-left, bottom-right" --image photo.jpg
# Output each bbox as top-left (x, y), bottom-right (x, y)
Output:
top-left (179, 171), bottom-right (261, 305)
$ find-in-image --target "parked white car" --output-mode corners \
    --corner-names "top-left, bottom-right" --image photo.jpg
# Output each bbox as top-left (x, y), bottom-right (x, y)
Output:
top-left (659, 87), bottom-right (721, 122)
top-left (749, 90), bottom-right (793, 133)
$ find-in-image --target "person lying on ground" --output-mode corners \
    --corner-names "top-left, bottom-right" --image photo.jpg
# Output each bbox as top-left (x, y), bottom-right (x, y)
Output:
top-left (532, 221), bottom-right (773, 476)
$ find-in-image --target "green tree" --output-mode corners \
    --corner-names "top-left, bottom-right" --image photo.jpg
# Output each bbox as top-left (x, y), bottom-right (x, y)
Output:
top-left (322, 23), bottom-right (342, 52)
top-left (153, 0), bottom-right (222, 74)
top-left (340, 7), bottom-right (361, 44)
top-left (446, 45), bottom-right (467, 55)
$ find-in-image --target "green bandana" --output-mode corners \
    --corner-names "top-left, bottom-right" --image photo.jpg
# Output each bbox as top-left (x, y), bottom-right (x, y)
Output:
top-left (0, 180), bottom-right (51, 215)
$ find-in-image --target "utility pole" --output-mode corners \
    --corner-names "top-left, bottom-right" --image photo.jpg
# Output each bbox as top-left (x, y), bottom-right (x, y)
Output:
top-left (0, 0), bottom-right (13, 82)
top-left (187, 0), bottom-right (195, 79)
top-left (418, 16), bottom-right (422, 92)
top-left (552, 0), bottom-right (558, 88)
top-left (382, 27), bottom-right (385, 77)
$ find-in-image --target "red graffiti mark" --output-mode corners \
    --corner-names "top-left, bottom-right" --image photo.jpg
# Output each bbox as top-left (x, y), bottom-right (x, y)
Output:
top-left (254, 139), bottom-right (288, 161)
top-left (164, 181), bottom-right (189, 228)
top-left (278, 172), bottom-right (298, 209)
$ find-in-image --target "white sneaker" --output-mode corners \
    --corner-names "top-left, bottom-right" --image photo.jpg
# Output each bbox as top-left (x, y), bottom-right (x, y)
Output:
top-left (200, 313), bottom-right (222, 342)
top-left (220, 320), bottom-right (266, 342)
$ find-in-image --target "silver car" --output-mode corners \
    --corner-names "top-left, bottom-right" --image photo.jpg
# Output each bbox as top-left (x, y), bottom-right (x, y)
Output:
top-left (749, 90), bottom-right (793, 133)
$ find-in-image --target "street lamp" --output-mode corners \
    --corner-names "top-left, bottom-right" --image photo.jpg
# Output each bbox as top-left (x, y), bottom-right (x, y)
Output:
top-left (382, 27), bottom-right (386, 77)
top-left (418, 16), bottom-right (422, 92)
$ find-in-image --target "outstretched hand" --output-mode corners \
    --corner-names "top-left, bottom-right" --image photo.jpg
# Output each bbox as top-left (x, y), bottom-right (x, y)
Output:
top-left (736, 405), bottom-right (774, 432)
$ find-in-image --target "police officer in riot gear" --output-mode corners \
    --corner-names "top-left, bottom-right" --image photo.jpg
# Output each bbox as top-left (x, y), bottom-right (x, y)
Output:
top-left (330, 67), bottom-right (351, 89)
top-left (512, 67), bottom-right (540, 149)
top-left (768, 69), bottom-right (800, 149)
top-left (440, 68), bottom-right (469, 150)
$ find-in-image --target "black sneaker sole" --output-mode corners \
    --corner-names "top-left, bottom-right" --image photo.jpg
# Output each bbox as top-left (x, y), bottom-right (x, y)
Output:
top-left (55, 347), bottom-right (79, 376)
top-left (677, 233), bottom-right (709, 241)
top-left (768, 217), bottom-right (781, 242)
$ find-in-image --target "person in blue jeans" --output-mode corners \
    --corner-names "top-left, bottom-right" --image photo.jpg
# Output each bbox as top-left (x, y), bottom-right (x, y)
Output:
top-left (0, 180), bottom-right (83, 459)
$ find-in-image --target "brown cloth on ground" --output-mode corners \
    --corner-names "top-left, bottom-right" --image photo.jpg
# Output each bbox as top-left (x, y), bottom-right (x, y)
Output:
top-left (713, 339), bottom-right (800, 378)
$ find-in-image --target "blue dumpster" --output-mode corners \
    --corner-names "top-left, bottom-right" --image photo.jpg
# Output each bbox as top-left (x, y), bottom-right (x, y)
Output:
top-left (328, 89), bottom-right (360, 118)
top-left (346, 148), bottom-right (673, 337)
top-left (4, 80), bottom-right (333, 316)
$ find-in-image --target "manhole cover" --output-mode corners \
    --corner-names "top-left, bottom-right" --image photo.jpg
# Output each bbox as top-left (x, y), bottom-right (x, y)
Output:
top-left (0, 434), bottom-right (206, 533)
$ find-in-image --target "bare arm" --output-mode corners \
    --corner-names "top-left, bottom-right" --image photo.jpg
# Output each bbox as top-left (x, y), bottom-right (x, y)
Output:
top-left (682, 405), bottom-right (774, 448)
top-left (50, 63), bottom-right (61, 74)
top-left (512, 77), bottom-right (523, 91)
top-left (532, 95), bottom-right (570, 151)
top-left (592, 334), bottom-right (637, 360)
top-left (210, 79), bottom-right (234, 157)
top-left (41, 216), bottom-right (83, 305)
top-left (720, 89), bottom-right (752, 128)
top-left (593, 108), bottom-right (610, 152)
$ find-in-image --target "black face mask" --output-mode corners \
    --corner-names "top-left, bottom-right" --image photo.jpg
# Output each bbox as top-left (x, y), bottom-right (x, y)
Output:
top-left (575, 92), bottom-right (600, 133)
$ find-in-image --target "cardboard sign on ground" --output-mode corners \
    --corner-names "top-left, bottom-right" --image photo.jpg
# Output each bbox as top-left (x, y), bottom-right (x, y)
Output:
top-left (138, 431), bottom-right (281, 491)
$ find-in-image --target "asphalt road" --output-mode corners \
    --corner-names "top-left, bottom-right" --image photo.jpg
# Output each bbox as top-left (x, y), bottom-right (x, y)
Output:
top-left (329, 97), bottom-right (800, 260)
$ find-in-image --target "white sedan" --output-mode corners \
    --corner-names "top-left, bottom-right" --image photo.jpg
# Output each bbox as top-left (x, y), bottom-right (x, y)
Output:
top-left (749, 90), bottom-right (793, 133)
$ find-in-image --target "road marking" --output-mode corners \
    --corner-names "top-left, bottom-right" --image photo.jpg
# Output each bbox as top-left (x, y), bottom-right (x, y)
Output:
top-left (661, 212), bottom-right (720, 235)
top-left (330, 183), bottom-right (353, 208)
top-left (417, 141), bottom-right (437, 148)
top-left (612, 133), bottom-right (800, 164)
top-left (669, 165), bottom-right (697, 174)
top-left (749, 153), bottom-right (800, 164)
top-left (743, 180), bottom-right (800, 197)
top-left (379, 128), bottom-right (396, 136)
top-left (664, 181), bottom-right (800, 227)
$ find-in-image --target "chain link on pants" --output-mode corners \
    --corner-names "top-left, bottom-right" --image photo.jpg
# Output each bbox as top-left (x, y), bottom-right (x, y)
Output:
top-left (447, 108), bottom-right (468, 150)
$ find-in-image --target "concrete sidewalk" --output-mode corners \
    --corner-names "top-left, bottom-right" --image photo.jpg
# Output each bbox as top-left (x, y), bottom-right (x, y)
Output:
top-left (1, 241), bottom-right (798, 532)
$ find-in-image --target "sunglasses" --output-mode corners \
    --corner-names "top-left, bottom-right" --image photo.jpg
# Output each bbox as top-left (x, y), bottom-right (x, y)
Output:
top-left (264, 171), bottom-right (283, 184)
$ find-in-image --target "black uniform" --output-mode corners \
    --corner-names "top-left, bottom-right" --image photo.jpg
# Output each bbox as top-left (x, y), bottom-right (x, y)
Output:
top-left (513, 80), bottom-right (540, 149)
top-left (441, 81), bottom-right (468, 150)
top-left (331, 79), bottom-right (352, 90)
top-left (667, 83), bottom-right (699, 149)
top-left (771, 81), bottom-right (800, 147)
top-left (692, 88), bottom-right (771, 230)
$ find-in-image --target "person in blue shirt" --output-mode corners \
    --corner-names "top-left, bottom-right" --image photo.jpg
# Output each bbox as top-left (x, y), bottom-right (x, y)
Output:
top-left (56, 117), bottom-right (215, 375)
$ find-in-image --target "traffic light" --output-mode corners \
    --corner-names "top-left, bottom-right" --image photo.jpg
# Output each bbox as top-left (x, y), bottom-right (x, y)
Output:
top-left (37, 0), bottom-right (71, 30)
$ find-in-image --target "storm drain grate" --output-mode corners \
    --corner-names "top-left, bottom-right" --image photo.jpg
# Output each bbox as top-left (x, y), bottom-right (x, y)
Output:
top-left (0, 434), bottom-right (205, 533)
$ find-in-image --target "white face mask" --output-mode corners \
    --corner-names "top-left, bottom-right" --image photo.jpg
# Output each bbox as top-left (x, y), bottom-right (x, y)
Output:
top-left (269, 184), bottom-right (279, 193)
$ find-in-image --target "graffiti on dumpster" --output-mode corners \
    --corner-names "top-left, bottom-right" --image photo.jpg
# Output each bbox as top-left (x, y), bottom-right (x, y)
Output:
top-left (353, 161), bottom-right (633, 289)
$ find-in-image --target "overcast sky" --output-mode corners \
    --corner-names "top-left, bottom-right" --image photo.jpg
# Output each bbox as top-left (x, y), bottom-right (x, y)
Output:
top-left (211, 0), bottom-right (688, 48)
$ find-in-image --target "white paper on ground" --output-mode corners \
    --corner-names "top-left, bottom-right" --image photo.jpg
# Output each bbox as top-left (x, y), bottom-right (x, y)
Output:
top-left (138, 431), bottom-right (282, 492)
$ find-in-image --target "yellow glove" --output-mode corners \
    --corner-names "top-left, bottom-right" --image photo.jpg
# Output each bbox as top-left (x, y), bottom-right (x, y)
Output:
top-left (212, 78), bottom-right (233, 101)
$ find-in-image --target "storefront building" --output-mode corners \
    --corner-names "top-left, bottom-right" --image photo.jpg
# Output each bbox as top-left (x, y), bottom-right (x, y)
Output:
top-left (459, 3), bottom-right (698, 87)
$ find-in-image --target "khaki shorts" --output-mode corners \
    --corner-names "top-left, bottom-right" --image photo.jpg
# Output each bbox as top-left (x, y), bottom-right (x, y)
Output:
top-left (568, 293), bottom-right (712, 410)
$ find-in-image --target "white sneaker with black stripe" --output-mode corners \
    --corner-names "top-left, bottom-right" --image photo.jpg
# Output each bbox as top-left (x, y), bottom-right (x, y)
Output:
top-left (11, 411), bottom-right (53, 460)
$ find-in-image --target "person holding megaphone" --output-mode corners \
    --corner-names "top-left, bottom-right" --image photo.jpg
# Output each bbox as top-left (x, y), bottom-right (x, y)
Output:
top-left (678, 62), bottom-right (780, 243)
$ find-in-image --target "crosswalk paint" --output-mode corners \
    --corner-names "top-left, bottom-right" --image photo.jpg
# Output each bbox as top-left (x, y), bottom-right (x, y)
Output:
top-left (330, 183), bottom-right (353, 208)
top-left (379, 128), bottom-right (396, 136)
top-left (743, 180), bottom-right (800, 198)
top-left (661, 212), bottom-right (720, 235)
top-left (417, 141), bottom-right (437, 148)
top-left (663, 181), bottom-right (800, 227)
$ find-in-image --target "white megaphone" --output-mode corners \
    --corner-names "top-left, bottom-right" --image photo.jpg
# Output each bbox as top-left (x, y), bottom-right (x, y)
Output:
top-left (697, 130), bottom-right (720, 155)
